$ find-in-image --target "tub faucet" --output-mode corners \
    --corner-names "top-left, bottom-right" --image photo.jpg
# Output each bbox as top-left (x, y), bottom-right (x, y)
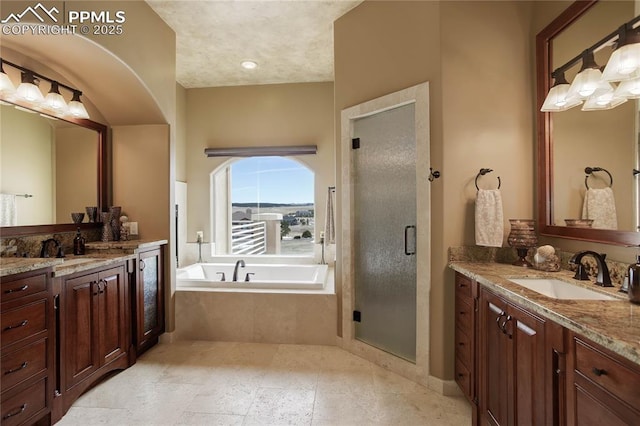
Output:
top-left (40, 238), bottom-right (64, 258)
top-left (232, 259), bottom-right (245, 282)
top-left (569, 251), bottom-right (612, 287)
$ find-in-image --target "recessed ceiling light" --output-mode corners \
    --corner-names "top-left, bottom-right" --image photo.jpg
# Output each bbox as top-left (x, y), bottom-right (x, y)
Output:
top-left (241, 61), bottom-right (258, 70)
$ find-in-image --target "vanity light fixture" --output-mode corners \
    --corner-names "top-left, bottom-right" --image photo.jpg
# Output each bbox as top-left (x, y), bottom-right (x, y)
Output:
top-left (43, 81), bottom-right (68, 114)
top-left (542, 14), bottom-right (640, 113)
top-left (16, 72), bottom-right (44, 103)
top-left (68, 91), bottom-right (90, 119)
top-left (566, 50), bottom-right (610, 99)
top-left (540, 71), bottom-right (582, 112)
top-left (0, 57), bottom-right (90, 120)
top-left (614, 76), bottom-right (640, 98)
top-left (241, 60), bottom-right (258, 70)
top-left (0, 60), bottom-right (16, 96)
top-left (602, 23), bottom-right (640, 82)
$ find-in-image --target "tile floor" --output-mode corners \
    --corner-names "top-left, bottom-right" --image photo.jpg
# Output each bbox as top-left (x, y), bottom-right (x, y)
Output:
top-left (57, 341), bottom-right (471, 425)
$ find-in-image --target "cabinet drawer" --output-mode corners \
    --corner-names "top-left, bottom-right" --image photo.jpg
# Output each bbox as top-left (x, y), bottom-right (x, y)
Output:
top-left (455, 325), bottom-right (472, 368)
top-left (1, 273), bottom-right (48, 303)
top-left (0, 300), bottom-right (46, 348)
top-left (0, 338), bottom-right (47, 392)
top-left (455, 273), bottom-right (473, 299)
top-left (455, 296), bottom-right (472, 331)
top-left (575, 337), bottom-right (640, 408)
top-left (455, 356), bottom-right (471, 398)
top-left (0, 378), bottom-right (46, 426)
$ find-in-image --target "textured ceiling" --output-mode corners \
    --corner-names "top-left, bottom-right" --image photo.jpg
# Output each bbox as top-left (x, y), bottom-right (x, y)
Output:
top-left (146, 0), bottom-right (362, 88)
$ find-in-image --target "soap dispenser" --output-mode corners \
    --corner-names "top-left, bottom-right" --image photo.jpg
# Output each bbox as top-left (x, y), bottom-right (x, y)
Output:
top-left (73, 228), bottom-right (86, 256)
top-left (628, 254), bottom-right (640, 304)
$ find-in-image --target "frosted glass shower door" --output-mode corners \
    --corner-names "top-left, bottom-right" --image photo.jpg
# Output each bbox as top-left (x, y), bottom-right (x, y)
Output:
top-left (353, 103), bottom-right (417, 362)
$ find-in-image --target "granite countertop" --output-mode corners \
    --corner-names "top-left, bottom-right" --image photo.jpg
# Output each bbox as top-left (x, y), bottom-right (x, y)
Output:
top-left (0, 254), bottom-right (137, 278)
top-left (449, 261), bottom-right (640, 367)
top-left (0, 257), bottom-right (63, 277)
top-left (85, 239), bottom-right (168, 253)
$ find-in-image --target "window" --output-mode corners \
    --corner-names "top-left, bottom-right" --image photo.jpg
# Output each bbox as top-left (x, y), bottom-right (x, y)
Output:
top-left (212, 156), bottom-right (315, 256)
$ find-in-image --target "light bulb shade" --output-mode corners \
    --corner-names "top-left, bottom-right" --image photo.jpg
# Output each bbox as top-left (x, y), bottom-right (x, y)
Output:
top-left (43, 82), bottom-right (68, 113)
top-left (567, 67), bottom-right (609, 99)
top-left (541, 83), bottom-right (582, 112)
top-left (602, 27), bottom-right (640, 82)
top-left (581, 88), bottom-right (627, 111)
top-left (0, 71), bottom-right (16, 96)
top-left (68, 91), bottom-right (89, 119)
top-left (614, 77), bottom-right (640, 98)
top-left (16, 73), bottom-right (44, 103)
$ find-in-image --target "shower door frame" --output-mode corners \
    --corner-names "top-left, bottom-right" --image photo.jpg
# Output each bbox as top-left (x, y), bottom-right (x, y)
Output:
top-left (340, 82), bottom-right (431, 384)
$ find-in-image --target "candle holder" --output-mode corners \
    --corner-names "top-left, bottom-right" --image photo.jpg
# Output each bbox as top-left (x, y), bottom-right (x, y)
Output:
top-left (507, 219), bottom-right (538, 267)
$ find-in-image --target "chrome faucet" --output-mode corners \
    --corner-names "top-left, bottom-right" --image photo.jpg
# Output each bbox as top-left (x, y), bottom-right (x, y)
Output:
top-left (232, 259), bottom-right (245, 282)
top-left (569, 251), bottom-right (612, 287)
top-left (40, 238), bottom-right (64, 258)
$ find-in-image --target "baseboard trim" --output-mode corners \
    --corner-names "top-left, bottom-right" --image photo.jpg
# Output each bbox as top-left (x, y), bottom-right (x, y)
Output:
top-left (427, 376), bottom-right (462, 396)
top-left (159, 331), bottom-right (176, 344)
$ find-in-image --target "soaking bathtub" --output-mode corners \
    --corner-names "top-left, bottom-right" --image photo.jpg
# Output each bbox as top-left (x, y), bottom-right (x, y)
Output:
top-left (176, 262), bottom-right (328, 290)
top-left (174, 260), bottom-right (336, 345)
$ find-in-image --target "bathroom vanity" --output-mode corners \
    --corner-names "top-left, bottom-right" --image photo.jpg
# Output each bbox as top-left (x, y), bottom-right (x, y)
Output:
top-left (451, 263), bottom-right (640, 426)
top-left (0, 239), bottom-right (166, 425)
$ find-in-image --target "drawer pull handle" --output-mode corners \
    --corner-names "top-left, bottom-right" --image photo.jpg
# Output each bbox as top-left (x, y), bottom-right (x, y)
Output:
top-left (457, 373), bottom-right (465, 378)
top-left (592, 367), bottom-right (607, 377)
top-left (458, 283), bottom-right (467, 288)
top-left (3, 403), bottom-right (27, 419)
top-left (5, 362), bottom-right (28, 375)
top-left (4, 320), bottom-right (28, 331)
top-left (4, 284), bottom-right (28, 294)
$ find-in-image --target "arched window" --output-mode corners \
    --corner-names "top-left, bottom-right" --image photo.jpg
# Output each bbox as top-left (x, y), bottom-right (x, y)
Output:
top-left (211, 156), bottom-right (315, 256)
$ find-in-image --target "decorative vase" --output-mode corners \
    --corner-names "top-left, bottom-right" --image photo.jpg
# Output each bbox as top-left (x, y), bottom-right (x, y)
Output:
top-left (109, 206), bottom-right (121, 241)
top-left (507, 219), bottom-right (538, 267)
top-left (85, 206), bottom-right (98, 223)
top-left (101, 212), bottom-right (113, 242)
top-left (71, 212), bottom-right (85, 224)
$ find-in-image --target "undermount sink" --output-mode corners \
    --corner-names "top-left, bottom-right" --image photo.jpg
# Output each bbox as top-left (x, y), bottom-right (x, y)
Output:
top-left (508, 278), bottom-right (617, 301)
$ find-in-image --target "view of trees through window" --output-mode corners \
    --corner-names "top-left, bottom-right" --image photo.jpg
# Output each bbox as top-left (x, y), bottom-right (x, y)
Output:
top-left (231, 157), bottom-right (315, 255)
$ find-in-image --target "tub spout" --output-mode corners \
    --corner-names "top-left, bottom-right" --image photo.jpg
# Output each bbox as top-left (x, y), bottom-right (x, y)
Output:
top-left (232, 259), bottom-right (245, 281)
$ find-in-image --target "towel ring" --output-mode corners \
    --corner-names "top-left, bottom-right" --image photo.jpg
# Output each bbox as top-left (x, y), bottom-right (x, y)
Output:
top-left (584, 166), bottom-right (613, 189)
top-left (475, 168), bottom-right (501, 191)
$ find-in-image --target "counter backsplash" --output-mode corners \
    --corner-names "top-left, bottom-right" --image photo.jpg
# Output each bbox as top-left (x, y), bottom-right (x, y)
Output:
top-left (449, 245), bottom-right (632, 287)
top-left (1, 228), bottom-right (102, 258)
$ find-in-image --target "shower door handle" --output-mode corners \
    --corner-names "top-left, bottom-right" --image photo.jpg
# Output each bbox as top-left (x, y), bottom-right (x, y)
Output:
top-left (404, 225), bottom-right (416, 255)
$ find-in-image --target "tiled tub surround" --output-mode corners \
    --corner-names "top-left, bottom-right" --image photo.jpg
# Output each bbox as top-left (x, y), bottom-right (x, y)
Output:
top-left (448, 260), bottom-right (640, 366)
top-left (175, 266), bottom-right (337, 345)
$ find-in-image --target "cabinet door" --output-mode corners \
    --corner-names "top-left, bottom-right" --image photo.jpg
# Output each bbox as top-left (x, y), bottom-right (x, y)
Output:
top-left (136, 248), bottom-right (164, 352)
top-left (98, 266), bottom-right (128, 366)
top-left (479, 290), bottom-right (510, 426)
top-left (507, 304), bottom-right (546, 425)
top-left (64, 273), bottom-right (100, 390)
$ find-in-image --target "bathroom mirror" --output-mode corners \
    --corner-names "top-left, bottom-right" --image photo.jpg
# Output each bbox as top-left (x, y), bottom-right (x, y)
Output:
top-left (537, 0), bottom-right (640, 246)
top-left (0, 104), bottom-right (107, 236)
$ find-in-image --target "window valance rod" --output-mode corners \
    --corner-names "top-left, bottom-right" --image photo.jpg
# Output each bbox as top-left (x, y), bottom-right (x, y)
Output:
top-left (204, 145), bottom-right (317, 157)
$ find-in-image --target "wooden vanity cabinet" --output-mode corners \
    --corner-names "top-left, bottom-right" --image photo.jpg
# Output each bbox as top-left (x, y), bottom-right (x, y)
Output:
top-left (565, 331), bottom-right (640, 425)
top-left (0, 268), bottom-right (54, 426)
top-left (56, 262), bottom-right (130, 419)
top-left (454, 273), bottom-right (478, 423)
top-left (479, 288), bottom-right (551, 425)
top-left (133, 245), bottom-right (165, 355)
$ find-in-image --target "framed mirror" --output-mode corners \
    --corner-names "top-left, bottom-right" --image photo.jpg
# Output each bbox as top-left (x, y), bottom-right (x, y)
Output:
top-left (0, 104), bottom-right (108, 237)
top-left (537, 0), bottom-right (640, 246)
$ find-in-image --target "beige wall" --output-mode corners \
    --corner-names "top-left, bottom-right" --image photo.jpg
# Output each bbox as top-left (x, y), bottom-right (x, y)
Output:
top-left (0, 105), bottom-right (54, 225)
top-left (185, 82), bottom-right (335, 245)
top-left (335, 0), bottom-right (535, 381)
top-left (176, 83), bottom-right (188, 183)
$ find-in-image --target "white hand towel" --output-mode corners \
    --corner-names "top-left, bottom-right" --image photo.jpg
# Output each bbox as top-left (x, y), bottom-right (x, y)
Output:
top-left (0, 194), bottom-right (17, 226)
top-left (582, 187), bottom-right (618, 230)
top-left (475, 189), bottom-right (504, 247)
